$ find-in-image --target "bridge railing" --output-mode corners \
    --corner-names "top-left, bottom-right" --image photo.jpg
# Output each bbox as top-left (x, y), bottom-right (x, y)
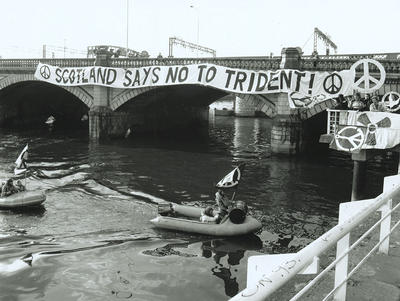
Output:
top-left (301, 57), bottom-right (400, 72)
top-left (1, 55), bottom-right (400, 73)
top-left (0, 57), bottom-right (283, 71)
top-left (110, 57), bottom-right (282, 70)
top-left (303, 52), bottom-right (400, 60)
top-left (0, 58), bottom-right (95, 71)
top-left (230, 174), bottom-right (400, 301)
top-left (326, 109), bottom-right (342, 134)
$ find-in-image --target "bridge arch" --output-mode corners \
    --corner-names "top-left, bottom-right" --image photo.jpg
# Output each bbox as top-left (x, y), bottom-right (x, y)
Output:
top-left (299, 98), bottom-right (337, 120)
top-left (110, 86), bottom-right (153, 110)
top-left (233, 93), bottom-right (276, 118)
top-left (110, 85), bottom-right (276, 117)
top-left (0, 74), bottom-right (94, 108)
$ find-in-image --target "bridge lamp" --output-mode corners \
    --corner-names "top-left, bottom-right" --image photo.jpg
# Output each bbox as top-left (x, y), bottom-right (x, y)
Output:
top-left (190, 4), bottom-right (200, 54)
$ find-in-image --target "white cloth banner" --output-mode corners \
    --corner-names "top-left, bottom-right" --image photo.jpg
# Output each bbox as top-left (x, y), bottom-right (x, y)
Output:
top-left (34, 63), bottom-right (355, 102)
top-left (287, 70), bottom-right (355, 108)
top-left (330, 111), bottom-right (400, 151)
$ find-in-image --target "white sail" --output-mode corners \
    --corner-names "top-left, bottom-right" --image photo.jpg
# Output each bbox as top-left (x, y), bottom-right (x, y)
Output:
top-left (215, 164), bottom-right (244, 188)
top-left (14, 144), bottom-right (28, 175)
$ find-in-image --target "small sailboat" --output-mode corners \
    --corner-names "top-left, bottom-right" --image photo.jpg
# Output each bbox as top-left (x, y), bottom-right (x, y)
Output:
top-left (45, 115), bottom-right (56, 125)
top-left (14, 144), bottom-right (28, 176)
top-left (0, 145), bottom-right (46, 209)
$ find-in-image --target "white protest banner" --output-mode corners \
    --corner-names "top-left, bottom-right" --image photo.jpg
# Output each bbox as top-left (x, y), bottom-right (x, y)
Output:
top-left (330, 111), bottom-right (400, 152)
top-left (288, 70), bottom-right (356, 108)
top-left (34, 63), bottom-right (355, 102)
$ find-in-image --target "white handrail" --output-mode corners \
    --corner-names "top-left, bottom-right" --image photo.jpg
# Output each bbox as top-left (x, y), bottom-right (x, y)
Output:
top-left (322, 219), bottom-right (400, 301)
top-left (289, 201), bottom-right (400, 301)
top-left (230, 179), bottom-right (400, 301)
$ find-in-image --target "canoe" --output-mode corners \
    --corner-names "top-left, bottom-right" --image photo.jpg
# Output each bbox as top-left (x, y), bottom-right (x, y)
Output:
top-left (150, 204), bottom-right (262, 236)
top-left (0, 190), bottom-right (46, 209)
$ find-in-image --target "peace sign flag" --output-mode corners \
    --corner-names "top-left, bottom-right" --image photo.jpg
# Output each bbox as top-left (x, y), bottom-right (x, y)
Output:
top-left (330, 111), bottom-right (400, 152)
top-left (288, 70), bottom-right (355, 109)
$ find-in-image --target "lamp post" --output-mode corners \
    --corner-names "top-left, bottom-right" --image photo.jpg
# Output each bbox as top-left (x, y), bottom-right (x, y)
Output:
top-left (190, 4), bottom-right (199, 56)
top-left (126, 0), bottom-right (129, 55)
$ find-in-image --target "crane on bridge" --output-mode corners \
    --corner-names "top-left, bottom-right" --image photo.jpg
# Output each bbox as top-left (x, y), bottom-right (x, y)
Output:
top-left (168, 37), bottom-right (216, 58)
top-left (312, 27), bottom-right (337, 56)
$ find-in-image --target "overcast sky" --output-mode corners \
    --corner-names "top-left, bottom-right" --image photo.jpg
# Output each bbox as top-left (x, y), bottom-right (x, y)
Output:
top-left (1, 0), bottom-right (399, 59)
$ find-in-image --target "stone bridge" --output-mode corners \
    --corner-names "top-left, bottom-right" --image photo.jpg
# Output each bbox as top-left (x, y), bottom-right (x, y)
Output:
top-left (0, 48), bottom-right (399, 154)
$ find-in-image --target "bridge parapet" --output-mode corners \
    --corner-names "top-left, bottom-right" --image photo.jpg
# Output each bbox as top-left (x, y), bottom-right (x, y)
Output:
top-left (0, 58), bottom-right (95, 72)
top-left (301, 55), bottom-right (400, 73)
top-left (1, 55), bottom-right (400, 74)
top-left (0, 57), bottom-right (283, 72)
top-left (110, 57), bottom-right (282, 70)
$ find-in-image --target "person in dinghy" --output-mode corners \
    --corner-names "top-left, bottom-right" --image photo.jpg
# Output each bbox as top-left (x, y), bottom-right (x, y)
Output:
top-left (1, 178), bottom-right (19, 197)
top-left (201, 164), bottom-right (245, 224)
top-left (200, 206), bottom-right (220, 223)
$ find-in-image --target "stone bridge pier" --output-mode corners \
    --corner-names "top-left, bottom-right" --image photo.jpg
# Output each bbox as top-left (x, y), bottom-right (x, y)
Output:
top-left (89, 50), bottom-right (122, 139)
top-left (270, 48), bottom-right (305, 154)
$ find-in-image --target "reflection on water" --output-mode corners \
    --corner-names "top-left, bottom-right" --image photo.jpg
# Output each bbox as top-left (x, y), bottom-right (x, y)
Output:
top-left (202, 235), bottom-right (263, 297)
top-left (0, 116), bottom-right (397, 300)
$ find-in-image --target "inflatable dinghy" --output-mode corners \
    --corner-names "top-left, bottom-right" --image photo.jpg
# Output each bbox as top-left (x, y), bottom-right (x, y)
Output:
top-left (150, 203), bottom-right (262, 236)
top-left (0, 190), bottom-right (46, 209)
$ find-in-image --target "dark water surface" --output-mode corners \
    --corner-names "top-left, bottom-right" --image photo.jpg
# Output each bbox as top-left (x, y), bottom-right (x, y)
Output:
top-left (0, 116), bottom-right (397, 301)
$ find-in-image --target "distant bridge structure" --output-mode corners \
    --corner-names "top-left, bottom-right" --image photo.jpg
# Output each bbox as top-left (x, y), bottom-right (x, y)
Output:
top-left (0, 48), bottom-right (400, 154)
top-left (168, 37), bottom-right (216, 58)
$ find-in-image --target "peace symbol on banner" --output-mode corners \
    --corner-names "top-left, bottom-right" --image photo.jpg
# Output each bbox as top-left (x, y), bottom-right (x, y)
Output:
top-left (334, 126), bottom-right (365, 152)
top-left (323, 73), bottom-right (343, 94)
top-left (381, 91), bottom-right (400, 112)
top-left (350, 59), bottom-right (386, 93)
top-left (40, 65), bottom-right (51, 79)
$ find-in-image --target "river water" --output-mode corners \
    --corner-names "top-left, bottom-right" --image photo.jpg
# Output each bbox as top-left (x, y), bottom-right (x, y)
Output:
top-left (0, 115), bottom-right (397, 301)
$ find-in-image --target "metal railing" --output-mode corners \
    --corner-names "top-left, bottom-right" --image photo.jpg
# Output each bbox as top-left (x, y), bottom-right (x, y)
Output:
top-left (110, 57), bottom-right (282, 70)
top-left (0, 57), bottom-right (282, 72)
top-left (0, 58), bottom-right (95, 72)
top-left (326, 109), bottom-right (342, 134)
top-left (1, 55), bottom-right (400, 73)
top-left (230, 174), bottom-right (400, 301)
top-left (1, 56), bottom-right (399, 76)
top-left (302, 52), bottom-right (400, 60)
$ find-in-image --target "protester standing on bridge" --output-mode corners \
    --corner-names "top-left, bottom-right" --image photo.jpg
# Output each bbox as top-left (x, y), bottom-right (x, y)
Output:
top-left (334, 94), bottom-right (348, 110)
top-left (346, 95), bottom-right (354, 109)
top-left (364, 94), bottom-right (372, 109)
top-left (369, 95), bottom-right (386, 112)
top-left (350, 92), bottom-right (366, 110)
